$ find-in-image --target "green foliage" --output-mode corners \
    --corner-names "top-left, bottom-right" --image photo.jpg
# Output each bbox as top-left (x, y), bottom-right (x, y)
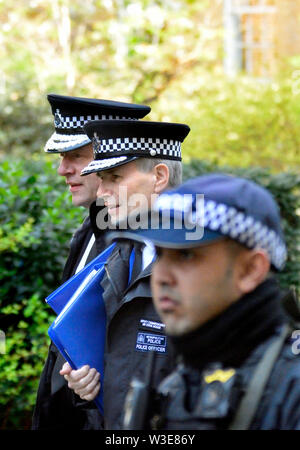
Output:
top-left (0, 1), bottom-right (299, 172)
top-left (0, 217), bottom-right (35, 252)
top-left (154, 73), bottom-right (300, 171)
top-left (0, 79), bottom-right (52, 157)
top-left (0, 157), bottom-right (84, 429)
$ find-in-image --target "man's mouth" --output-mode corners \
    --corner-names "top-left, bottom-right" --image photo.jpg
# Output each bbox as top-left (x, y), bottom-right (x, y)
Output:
top-left (158, 295), bottom-right (180, 313)
top-left (105, 203), bottom-right (120, 211)
top-left (68, 183), bottom-right (82, 192)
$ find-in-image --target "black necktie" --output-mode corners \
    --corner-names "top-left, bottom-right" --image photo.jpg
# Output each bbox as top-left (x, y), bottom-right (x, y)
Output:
top-left (131, 242), bottom-right (144, 282)
top-left (85, 238), bottom-right (98, 265)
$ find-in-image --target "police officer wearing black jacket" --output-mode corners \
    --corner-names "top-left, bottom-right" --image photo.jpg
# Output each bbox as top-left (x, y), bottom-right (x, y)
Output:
top-left (112, 174), bottom-right (300, 430)
top-left (32, 95), bottom-right (151, 430)
top-left (60, 119), bottom-right (190, 429)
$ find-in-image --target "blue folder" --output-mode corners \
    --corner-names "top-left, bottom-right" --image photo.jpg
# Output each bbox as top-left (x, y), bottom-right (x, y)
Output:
top-left (48, 262), bottom-right (107, 414)
top-left (46, 242), bottom-right (136, 415)
top-left (46, 243), bottom-right (116, 315)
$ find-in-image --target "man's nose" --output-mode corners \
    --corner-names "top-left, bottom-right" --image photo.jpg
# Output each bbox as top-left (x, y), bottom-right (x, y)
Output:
top-left (96, 183), bottom-right (104, 199)
top-left (153, 254), bottom-right (176, 287)
top-left (57, 157), bottom-right (75, 176)
top-left (97, 181), bottom-right (112, 199)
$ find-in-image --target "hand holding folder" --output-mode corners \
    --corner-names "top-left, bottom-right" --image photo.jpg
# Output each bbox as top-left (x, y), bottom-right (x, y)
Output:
top-left (46, 243), bottom-right (116, 414)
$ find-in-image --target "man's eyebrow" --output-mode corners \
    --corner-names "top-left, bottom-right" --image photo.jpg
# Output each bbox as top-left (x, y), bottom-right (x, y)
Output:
top-left (106, 169), bottom-right (120, 175)
top-left (97, 169), bottom-right (117, 177)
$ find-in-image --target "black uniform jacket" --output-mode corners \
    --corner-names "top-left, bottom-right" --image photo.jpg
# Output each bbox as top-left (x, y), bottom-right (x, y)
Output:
top-left (100, 242), bottom-right (176, 430)
top-left (151, 278), bottom-right (300, 430)
top-left (156, 330), bottom-right (300, 430)
top-left (32, 203), bottom-right (107, 430)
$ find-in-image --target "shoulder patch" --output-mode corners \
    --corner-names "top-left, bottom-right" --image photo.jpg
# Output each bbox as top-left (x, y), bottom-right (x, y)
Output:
top-left (139, 318), bottom-right (166, 331)
top-left (136, 331), bottom-right (167, 354)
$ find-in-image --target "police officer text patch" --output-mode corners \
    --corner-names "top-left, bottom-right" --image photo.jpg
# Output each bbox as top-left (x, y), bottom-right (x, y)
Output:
top-left (135, 332), bottom-right (167, 353)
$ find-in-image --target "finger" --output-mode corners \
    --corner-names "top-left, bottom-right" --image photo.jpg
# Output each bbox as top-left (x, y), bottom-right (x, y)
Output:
top-left (68, 368), bottom-right (100, 392)
top-left (71, 369), bottom-right (100, 393)
top-left (68, 367), bottom-right (98, 388)
top-left (66, 365), bottom-right (91, 383)
top-left (59, 362), bottom-right (72, 375)
top-left (75, 372), bottom-right (101, 397)
top-left (80, 381), bottom-right (101, 402)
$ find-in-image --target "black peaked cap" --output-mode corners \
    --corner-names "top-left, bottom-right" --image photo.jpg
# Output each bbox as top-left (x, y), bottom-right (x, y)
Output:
top-left (81, 119), bottom-right (190, 175)
top-left (44, 95), bottom-right (150, 153)
top-left (83, 119), bottom-right (190, 141)
top-left (47, 94), bottom-right (151, 119)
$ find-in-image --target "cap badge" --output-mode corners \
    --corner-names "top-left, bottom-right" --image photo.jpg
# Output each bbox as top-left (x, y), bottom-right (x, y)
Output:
top-left (92, 132), bottom-right (101, 158)
top-left (54, 110), bottom-right (62, 127)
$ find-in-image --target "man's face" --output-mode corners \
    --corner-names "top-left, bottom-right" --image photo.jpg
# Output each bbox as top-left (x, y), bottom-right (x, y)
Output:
top-left (96, 161), bottom-right (157, 225)
top-left (151, 240), bottom-right (240, 336)
top-left (57, 144), bottom-right (100, 208)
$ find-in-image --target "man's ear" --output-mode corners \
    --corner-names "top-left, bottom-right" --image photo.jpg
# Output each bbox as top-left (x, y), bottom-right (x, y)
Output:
top-left (153, 163), bottom-right (170, 194)
top-left (235, 249), bottom-right (271, 295)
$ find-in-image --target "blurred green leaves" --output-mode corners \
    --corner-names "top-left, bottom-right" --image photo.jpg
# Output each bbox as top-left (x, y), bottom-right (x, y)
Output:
top-left (0, 1), bottom-right (299, 171)
top-left (0, 158), bottom-right (84, 429)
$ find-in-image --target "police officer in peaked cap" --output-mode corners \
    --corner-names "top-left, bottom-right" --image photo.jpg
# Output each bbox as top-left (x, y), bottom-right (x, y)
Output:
top-left (59, 118), bottom-right (190, 429)
top-left (32, 95), bottom-right (150, 430)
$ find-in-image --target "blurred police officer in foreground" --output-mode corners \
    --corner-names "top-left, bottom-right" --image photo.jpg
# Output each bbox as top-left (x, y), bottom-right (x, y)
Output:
top-left (59, 119), bottom-right (190, 429)
top-left (112, 174), bottom-right (300, 430)
top-left (32, 95), bottom-right (150, 430)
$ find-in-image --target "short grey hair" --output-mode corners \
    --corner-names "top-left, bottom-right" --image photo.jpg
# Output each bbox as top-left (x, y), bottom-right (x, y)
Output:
top-left (134, 158), bottom-right (182, 188)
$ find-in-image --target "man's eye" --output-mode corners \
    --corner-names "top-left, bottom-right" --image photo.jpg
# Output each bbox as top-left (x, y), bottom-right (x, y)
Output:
top-left (154, 247), bottom-right (195, 261)
top-left (155, 246), bottom-right (162, 259)
top-left (65, 153), bottom-right (81, 160)
top-left (177, 249), bottom-right (195, 261)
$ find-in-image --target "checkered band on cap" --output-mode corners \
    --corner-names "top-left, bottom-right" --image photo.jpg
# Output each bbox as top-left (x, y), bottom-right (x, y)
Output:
top-left (54, 109), bottom-right (136, 130)
top-left (92, 136), bottom-right (182, 160)
top-left (156, 196), bottom-right (287, 270)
